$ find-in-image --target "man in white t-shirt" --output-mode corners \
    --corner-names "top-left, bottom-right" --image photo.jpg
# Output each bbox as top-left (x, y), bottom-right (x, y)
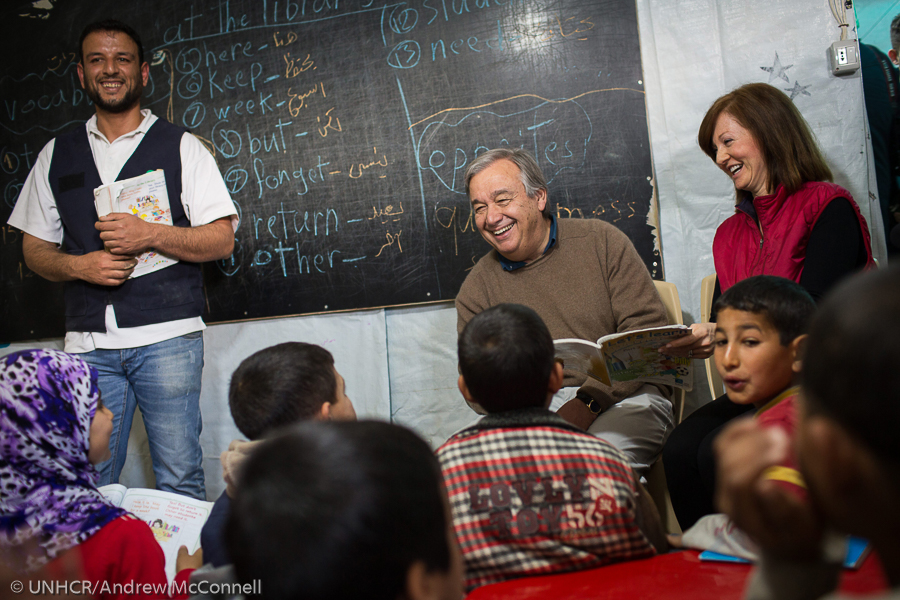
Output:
top-left (8, 20), bottom-right (238, 500)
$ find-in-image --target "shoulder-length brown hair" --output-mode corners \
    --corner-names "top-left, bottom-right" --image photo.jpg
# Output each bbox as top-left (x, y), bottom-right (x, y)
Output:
top-left (697, 83), bottom-right (832, 195)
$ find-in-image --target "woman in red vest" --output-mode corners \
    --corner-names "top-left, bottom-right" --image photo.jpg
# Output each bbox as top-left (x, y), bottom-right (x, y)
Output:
top-left (662, 83), bottom-right (874, 529)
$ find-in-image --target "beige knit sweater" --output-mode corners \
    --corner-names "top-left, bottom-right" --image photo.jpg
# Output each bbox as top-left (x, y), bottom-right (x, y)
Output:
top-left (456, 218), bottom-right (671, 410)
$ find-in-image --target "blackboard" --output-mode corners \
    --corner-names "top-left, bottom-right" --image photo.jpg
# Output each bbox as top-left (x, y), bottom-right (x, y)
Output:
top-left (0, 0), bottom-right (661, 343)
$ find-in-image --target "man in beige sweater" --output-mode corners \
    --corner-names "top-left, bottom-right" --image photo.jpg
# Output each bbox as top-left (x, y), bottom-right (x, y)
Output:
top-left (455, 148), bottom-right (673, 475)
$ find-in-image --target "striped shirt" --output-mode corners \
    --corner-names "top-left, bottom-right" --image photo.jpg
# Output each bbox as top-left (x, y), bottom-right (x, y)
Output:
top-left (437, 409), bottom-right (655, 591)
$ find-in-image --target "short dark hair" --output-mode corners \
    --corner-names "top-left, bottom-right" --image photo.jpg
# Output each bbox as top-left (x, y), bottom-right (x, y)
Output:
top-left (697, 83), bottom-right (832, 196)
top-left (79, 20), bottom-right (144, 66)
top-left (713, 276), bottom-right (815, 345)
top-left (892, 14), bottom-right (900, 53)
top-left (226, 421), bottom-right (452, 600)
top-left (229, 343), bottom-right (337, 440)
top-left (802, 266), bottom-right (900, 465)
top-left (459, 303), bottom-right (555, 412)
top-left (464, 148), bottom-right (550, 216)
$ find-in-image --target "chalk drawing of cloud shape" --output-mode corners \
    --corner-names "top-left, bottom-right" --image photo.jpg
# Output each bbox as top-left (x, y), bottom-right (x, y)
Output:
top-left (411, 94), bottom-right (594, 195)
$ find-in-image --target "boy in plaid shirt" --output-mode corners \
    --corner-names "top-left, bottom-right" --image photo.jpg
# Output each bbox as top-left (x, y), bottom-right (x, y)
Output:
top-left (437, 303), bottom-right (666, 591)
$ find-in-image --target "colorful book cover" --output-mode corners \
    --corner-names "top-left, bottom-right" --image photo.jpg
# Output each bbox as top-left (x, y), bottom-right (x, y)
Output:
top-left (554, 325), bottom-right (693, 390)
top-left (93, 170), bottom-right (179, 278)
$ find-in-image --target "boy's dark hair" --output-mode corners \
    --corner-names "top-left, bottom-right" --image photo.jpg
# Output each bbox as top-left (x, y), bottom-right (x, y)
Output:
top-left (225, 421), bottom-right (452, 600)
top-left (459, 303), bottom-right (555, 412)
top-left (79, 20), bottom-right (144, 65)
top-left (802, 266), bottom-right (900, 465)
top-left (713, 275), bottom-right (815, 345)
top-left (892, 13), bottom-right (900, 53)
top-left (229, 343), bottom-right (337, 440)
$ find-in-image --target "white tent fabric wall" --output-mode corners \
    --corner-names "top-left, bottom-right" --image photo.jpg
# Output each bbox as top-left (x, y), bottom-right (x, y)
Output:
top-left (0, 311), bottom-right (393, 500)
top-left (639, 0), bottom-right (885, 415)
top-left (386, 303), bottom-right (479, 448)
top-left (1, 0), bottom-right (884, 500)
top-left (646, 0), bottom-right (887, 306)
top-left (184, 310), bottom-right (392, 498)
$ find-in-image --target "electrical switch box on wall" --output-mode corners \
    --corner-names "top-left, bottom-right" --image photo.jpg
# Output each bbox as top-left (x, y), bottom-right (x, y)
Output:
top-left (830, 40), bottom-right (860, 75)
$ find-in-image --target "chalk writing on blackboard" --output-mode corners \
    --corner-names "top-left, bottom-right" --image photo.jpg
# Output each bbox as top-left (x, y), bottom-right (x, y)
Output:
top-left (0, 0), bottom-right (660, 342)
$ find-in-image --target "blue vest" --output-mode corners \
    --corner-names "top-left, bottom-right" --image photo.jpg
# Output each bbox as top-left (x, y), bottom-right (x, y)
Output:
top-left (48, 118), bottom-right (204, 332)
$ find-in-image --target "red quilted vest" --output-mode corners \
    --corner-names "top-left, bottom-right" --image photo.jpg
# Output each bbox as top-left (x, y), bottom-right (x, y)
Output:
top-left (713, 182), bottom-right (875, 292)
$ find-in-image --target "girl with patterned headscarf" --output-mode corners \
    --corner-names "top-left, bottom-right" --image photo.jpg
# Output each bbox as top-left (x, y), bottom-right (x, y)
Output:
top-left (0, 350), bottom-right (196, 597)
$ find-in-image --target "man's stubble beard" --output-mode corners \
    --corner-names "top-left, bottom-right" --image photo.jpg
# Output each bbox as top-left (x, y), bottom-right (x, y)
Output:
top-left (84, 79), bottom-right (143, 114)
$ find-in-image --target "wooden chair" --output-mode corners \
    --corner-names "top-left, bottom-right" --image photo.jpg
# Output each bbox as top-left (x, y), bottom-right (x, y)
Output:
top-left (700, 274), bottom-right (726, 399)
top-left (652, 280), bottom-right (685, 424)
top-left (647, 280), bottom-right (685, 534)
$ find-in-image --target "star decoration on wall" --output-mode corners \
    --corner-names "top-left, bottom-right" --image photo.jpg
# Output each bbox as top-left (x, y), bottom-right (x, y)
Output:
top-left (785, 80), bottom-right (812, 100)
top-left (761, 52), bottom-right (793, 83)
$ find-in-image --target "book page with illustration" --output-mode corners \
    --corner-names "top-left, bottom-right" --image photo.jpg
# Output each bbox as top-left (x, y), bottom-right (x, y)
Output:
top-left (99, 484), bottom-right (212, 580)
top-left (93, 170), bottom-right (179, 278)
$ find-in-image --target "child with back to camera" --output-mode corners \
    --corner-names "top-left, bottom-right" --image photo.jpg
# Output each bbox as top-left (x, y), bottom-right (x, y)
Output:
top-left (199, 342), bottom-right (356, 568)
top-left (716, 265), bottom-right (900, 599)
top-left (437, 303), bottom-right (666, 592)
top-left (671, 275), bottom-right (815, 557)
top-left (225, 420), bottom-right (464, 600)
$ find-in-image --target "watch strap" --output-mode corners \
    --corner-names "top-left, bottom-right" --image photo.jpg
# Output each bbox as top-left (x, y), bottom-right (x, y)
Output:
top-left (576, 391), bottom-right (602, 415)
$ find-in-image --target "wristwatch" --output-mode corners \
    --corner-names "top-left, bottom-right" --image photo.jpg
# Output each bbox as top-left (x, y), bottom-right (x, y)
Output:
top-left (576, 390), bottom-right (602, 415)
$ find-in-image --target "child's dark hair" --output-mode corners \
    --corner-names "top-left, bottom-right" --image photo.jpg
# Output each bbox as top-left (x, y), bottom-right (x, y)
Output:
top-left (79, 20), bottom-right (144, 65)
top-left (802, 266), bottom-right (900, 465)
top-left (458, 303), bottom-right (555, 412)
top-left (228, 343), bottom-right (337, 440)
top-left (892, 13), bottom-right (900, 53)
top-left (713, 275), bottom-right (815, 345)
top-left (225, 421), bottom-right (453, 600)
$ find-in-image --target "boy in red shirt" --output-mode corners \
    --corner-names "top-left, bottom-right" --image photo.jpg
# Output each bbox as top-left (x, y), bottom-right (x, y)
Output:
top-left (674, 275), bottom-right (814, 557)
top-left (717, 265), bottom-right (900, 599)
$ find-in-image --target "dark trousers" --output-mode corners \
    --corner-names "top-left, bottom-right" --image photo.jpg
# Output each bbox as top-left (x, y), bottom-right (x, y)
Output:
top-left (662, 394), bottom-right (754, 529)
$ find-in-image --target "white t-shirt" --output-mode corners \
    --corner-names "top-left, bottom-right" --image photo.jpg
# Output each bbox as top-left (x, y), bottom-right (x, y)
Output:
top-left (8, 110), bottom-right (239, 353)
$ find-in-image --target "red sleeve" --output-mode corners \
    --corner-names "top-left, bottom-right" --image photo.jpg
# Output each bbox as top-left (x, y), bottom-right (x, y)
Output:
top-left (757, 400), bottom-right (806, 499)
top-left (76, 515), bottom-right (173, 600)
top-left (171, 569), bottom-right (194, 599)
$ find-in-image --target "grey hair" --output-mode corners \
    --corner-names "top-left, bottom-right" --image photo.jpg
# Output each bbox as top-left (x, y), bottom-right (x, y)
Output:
top-left (464, 148), bottom-right (549, 216)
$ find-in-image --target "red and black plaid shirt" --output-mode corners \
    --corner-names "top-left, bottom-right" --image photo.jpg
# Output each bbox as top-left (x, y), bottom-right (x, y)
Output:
top-left (437, 409), bottom-right (656, 591)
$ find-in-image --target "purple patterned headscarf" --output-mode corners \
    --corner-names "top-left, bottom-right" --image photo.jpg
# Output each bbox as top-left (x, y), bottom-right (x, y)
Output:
top-left (0, 350), bottom-right (125, 571)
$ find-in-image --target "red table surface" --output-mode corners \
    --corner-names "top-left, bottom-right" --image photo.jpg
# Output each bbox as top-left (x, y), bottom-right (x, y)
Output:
top-left (465, 550), bottom-right (888, 600)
